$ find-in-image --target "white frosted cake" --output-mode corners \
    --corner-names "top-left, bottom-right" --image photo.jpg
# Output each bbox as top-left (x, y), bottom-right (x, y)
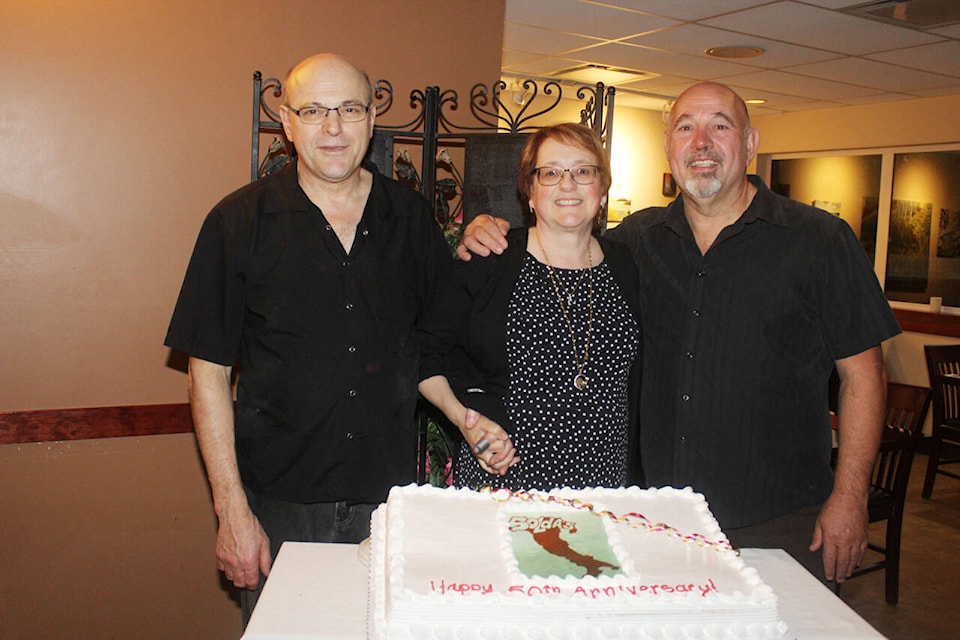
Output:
top-left (368, 484), bottom-right (788, 639)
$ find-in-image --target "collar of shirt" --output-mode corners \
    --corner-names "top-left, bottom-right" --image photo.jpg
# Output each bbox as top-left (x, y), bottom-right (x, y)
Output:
top-left (662, 175), bottom-right (792, 246)
top-left (258, 160), bottom-right (391, 221)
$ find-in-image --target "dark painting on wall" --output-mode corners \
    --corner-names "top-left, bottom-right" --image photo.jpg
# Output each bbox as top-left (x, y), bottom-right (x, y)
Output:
top-left (885, 199), bottom-right (932, 294)
top-left (938, 208), bottom-right (960, 258)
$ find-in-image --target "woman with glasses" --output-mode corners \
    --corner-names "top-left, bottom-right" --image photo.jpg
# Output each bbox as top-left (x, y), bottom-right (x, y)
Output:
top-left (417, 123), bottom-right (642, 491)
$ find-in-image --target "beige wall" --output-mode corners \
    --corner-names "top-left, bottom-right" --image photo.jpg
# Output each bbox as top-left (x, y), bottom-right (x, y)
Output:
top-left (0, 434), bottom-right (233, 638)
top-left (752, 94), bottom-right (960, 154)
top-left (2, 0), bottom-right (504, 413)
top-left (0, 1), bottom-right (504, 638)
top-left (607, 105), bottom-right (675, 214)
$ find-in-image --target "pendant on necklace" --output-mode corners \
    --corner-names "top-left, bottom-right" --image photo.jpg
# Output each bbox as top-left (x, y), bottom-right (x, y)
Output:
top-left (574, 373), bottom-right (589, 390)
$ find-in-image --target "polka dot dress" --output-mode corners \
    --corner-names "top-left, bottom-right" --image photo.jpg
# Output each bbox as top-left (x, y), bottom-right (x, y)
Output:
top-left (454, 253), bottom-right (639, 491)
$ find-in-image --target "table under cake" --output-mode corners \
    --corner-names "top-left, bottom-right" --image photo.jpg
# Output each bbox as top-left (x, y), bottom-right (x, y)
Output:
top-left (241, 542), bottom-right (884, 640)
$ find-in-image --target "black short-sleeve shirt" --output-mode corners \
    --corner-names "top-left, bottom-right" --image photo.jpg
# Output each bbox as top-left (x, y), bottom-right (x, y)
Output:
top-left (607, 176), bottom-right (901, 529)
top-left (164, 162), bottom-right (451, 503)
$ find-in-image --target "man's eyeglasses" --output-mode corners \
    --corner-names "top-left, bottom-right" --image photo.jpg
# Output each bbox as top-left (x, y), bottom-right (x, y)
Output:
top-left (288, 103), bottom-right (370, 124)
top-left (531, 165), bottom-right (600, 186)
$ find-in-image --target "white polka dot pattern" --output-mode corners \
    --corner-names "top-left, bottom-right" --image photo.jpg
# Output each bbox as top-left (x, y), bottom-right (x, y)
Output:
top-left (455, 253), bottom-right (639, 491)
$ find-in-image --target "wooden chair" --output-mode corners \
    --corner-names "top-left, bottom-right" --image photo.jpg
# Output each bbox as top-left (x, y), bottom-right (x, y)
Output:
top-left (922, 344), bottom-right (960, 499)
top-left (834, 381), bottom-right (931, 605)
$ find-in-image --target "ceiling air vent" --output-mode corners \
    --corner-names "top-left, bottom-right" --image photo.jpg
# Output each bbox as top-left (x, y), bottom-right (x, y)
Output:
top-left (845, 0), bottom-right (960, 29)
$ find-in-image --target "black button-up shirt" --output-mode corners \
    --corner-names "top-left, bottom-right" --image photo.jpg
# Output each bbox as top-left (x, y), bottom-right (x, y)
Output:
top-left (165, 163), bottom-right (451, 503)
top-left (607, 176), bottom-right (900, 528)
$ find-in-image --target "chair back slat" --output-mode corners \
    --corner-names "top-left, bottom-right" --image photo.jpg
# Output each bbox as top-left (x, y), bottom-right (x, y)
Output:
top-left (834, 380), bottom-right (931, 604)
top-left (870, 382), bottom-right (931, 495)
top-left (941, 367), bottom-right (960, 422)
top-left (921, 344), bottom-right (960, 500)
top-left (925, 345), bottom-right (960, 425)
top-left (883, 382), bottom-right (931, 437)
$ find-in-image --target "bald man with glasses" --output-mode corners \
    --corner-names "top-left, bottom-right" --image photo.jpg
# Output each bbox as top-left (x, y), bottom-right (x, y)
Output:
top-left (165, 53), bottom-right (452, 623)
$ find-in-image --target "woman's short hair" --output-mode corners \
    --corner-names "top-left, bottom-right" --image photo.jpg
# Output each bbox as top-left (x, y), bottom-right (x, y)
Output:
top-left (517, 122), bottom-right (612, 206)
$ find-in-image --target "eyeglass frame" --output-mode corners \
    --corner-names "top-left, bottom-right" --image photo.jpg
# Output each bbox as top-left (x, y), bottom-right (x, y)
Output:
top-left (530, 165), bottom-right (601, 187)
top-left (285, 102), bottom-right (372, 124)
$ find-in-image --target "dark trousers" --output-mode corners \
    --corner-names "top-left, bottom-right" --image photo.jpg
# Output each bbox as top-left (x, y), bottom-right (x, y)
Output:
top-left (725, 503), bottom-right (830, 585)
top-left (240, 487), bottom-right (377, 627)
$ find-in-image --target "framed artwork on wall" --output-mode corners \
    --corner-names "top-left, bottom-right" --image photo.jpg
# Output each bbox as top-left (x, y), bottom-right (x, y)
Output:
top-left (885, 199), bottom-right (932, 294)
top-left (661, 172), bottom-right (676, 197)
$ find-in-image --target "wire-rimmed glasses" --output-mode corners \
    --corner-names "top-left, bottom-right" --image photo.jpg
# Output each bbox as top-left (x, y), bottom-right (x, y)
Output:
top-left (288, 103), bottom-right (370, 124)
top-left (531, 165), bottom-right (600, 186)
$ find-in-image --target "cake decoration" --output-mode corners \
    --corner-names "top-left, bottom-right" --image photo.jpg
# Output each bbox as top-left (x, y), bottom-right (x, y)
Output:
top-left (507, 510), bottom-right (623, 579)
top-left (485, 485), bottom-right (735, 553)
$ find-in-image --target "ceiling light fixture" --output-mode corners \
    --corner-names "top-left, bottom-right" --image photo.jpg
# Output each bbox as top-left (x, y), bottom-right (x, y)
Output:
top-left (549, 64), bottom-right (654, 86)
top-left (704, 46), bottom-right (766, 59)
top-left (745, 99), bottom-right (767, 105)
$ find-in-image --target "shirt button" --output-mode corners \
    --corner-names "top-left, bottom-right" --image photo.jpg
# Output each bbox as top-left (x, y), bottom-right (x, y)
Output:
top-left (325, 224), bottom-right (333, 231)
top-left (345, 432), bottom-right (354, 439)
top-left (685, 351), bottom-right (694, 359)
top-left (343, 261), bottom-right (350, 267)
top-left (348, 345), bottom-right (356, 353)
top-left (692, 309), bottom-right (700, 317)
top-left (697, 270), bottom-right (706, 277)
top-left (345, 303), bottom-right (354, 310)
top-left (680, 435), bottom-right (687, 444)
top-left (349, 389), bottom-right (358, 397)
top-left (681, 394), bottom-right (690, 401)
top-left (362, 229), bottom-right (369, 236)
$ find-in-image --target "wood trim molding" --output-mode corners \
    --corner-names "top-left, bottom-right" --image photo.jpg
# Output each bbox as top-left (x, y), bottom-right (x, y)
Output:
top-left (0, 403), bottom-right (194, 445)
top-left (893, 308), bottom-right (960, 339)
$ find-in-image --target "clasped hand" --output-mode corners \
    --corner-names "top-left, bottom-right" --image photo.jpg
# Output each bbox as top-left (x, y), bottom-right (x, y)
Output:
top-left (461, 408), bottom-right (519, 475)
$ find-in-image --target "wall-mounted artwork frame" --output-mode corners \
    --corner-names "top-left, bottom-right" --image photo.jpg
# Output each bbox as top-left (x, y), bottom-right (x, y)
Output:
top-left (661, 172), bottom-right (676, 197)
top-left (763, 145), bottom-right (960, 309)
top-left (886, 199), bottom-right (932, 294)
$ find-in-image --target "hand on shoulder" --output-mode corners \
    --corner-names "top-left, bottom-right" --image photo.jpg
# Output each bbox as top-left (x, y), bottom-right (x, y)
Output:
top-left (456, 214), bottom-right (511, 261)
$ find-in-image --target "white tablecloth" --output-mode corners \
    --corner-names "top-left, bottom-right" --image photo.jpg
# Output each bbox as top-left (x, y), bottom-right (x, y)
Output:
top-left (242, 541), bottom-right (884, 639)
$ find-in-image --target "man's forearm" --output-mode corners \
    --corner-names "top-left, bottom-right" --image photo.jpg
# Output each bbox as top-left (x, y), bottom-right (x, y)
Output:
top-left (834, 347), bottom-right (887, 498)
top-left (187, 357), bottom-right (247, 516)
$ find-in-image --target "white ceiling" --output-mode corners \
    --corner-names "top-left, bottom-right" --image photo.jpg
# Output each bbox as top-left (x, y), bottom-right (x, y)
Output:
top-left (501, 0), bottom-right (960, 114)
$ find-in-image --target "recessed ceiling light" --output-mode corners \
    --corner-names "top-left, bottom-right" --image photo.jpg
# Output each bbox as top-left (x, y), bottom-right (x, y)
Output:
top-left (705, 46), bottom-right (766, 59)
top-left (549, 64), bottom-right (655, 86)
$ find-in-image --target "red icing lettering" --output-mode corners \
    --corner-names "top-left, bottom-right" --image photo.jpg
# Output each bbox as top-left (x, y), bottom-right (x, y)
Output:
top-left (500, 578), bottom-right (720, 599)
top-left (700, 580), bottom-right (718, 597)
top-left (508, 584), bottom-right (562, 597)
top-left (429, 580), bottom-right (493, 595)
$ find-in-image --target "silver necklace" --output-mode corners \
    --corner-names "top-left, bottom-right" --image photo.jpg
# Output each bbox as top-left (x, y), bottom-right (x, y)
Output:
top-left (553, 262), bottom-right (588, 306)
